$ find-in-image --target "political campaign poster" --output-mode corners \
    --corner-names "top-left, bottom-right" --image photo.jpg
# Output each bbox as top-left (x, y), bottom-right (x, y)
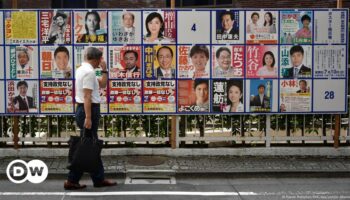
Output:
top-left (313, 45), bottom-right (347, 78)
top-left (314, 10), bottom-right (347, 44)
top-left (6, 46), bottom-right (39, 79)
top-left (177, 45), bottom-right (210, 79)
top-left (212, 10), bottom-right (243, 44)
top-left (212, 45), bottom-right (244, 78)
top-left (143, 80), bottom-right (176, 113)
top-left (247, 79), bottom-right (273, 112)
top-left (74, 11), bottom-right (107, 43)
top-left (0, 82), bottom-right (4, 113)
top-left (246, 45), bottom-right (278, 78)
top-left (279, 79), bottom-right (312, 112)
top-left (178, 79), bottom-right (210, 113)
top-left (109, 80), bottom-right (142, 113)
top-left (142, 10), bottom-right (176, 44)
top-left (280, 11), bottom-right (313, 44)
top-left (6, 80), bottom-right (39, 114)
top-left (280, 45), bottom-right (312, 79)
top-left (246, 10), bottom-right (278, 44)
top-left (40, 80), bottom-right (74, 113)
top-left (40, 10), bottom-right (72, 44)
top-left (0, 47), bottom-right (4, 79)
top-left (40, 46), bottom-right (73, 79)
top-left (108, 10), bottom-right (142, 44)
top-left (5, 11), bottom-right (38, 44)
top-left (74, 45), bottom-right (107, 69)
top-left (144, 45), bottom-right (176, 79)
top-left (109, 45), bottom-right (142, 79)
top-left (212, 79), bottom-right (244, 113)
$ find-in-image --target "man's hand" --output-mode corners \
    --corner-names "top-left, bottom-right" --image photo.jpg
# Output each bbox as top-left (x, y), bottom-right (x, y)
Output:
top-left (84, 118), bottom-right (92, 129)
top-left (100, 60), bottom-right (107, 71)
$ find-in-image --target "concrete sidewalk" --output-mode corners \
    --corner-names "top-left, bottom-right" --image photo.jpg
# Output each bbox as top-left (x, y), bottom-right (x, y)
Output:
top-left (1, 148), bottom-right (350, 175)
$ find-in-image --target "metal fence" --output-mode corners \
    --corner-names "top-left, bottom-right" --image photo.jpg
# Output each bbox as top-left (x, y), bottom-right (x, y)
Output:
top-left (0, 96), bottom-right (349, 148)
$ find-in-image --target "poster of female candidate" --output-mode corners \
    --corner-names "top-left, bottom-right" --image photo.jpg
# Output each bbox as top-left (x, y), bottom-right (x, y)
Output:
top-left (109, 80), bottom-right (142, 113)
top-left (40, 80), bottom-right (74, 113)
top-left (5, 11), bottom-right (37, 44)
top-left (212, 79), bottom-right (244, 113)
top-left (177, 45), bottom-right (210, 79)
top-left (74, 11), bottom-right (107, 43)
top-left (109, 11), bottom-right (142, 44)
top-left (143, 80), bottom-right (176, 113)
top-left (6, 80), bottom-right (39, 114)
top-left (246, 45), bottom-right (278, 78)
top-left (246, 10), bottom-right (278, 44)
top-left (280, 11), bottom-right (312, 44)
top-left (40, 10), bottom-right (72, 44)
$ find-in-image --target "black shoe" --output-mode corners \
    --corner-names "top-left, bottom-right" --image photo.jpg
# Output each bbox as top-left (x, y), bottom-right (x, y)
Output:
top-left (64, 180), bottom-right (87, 190)
top-left (93, 179), bottom-right (117, 188)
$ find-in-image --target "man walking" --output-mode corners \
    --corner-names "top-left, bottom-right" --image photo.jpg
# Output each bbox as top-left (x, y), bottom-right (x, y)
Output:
top-left (64, 47), bottom-right (116, 190)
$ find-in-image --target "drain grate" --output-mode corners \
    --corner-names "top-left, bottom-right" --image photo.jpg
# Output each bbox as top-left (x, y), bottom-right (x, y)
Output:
top-left (125, 169), bottom-right (176, 185)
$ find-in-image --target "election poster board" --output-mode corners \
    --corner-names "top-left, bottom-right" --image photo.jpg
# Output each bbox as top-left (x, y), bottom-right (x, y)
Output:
top-left (0, 9), bottom-right (347, 115)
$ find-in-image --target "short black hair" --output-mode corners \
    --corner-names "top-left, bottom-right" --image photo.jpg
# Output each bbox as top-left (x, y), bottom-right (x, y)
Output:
top-left (220, 11), bottom-right (234, 21)
top-left (85, 47), bottom-right (103, 60)
top-left (227, 81), bottom-right (242, 94)
top-left (53, 12), bottom-right (67, 20)
top-left (157, 46), bottom-right (173, 58)
top-left (258, 84), bottom-right (265, 90)
top-left (301, 14), bottom-right (311, 23)
top-left (54, 46), bottom-right (69, 59)
top-left (85, 11), bottom-right (101, 33)
top-left (190, 45), bottom-right (209, 59)
top-left (290, 45), bottom-right (304, 56)
top-left (299, 80), bottom-right (307, 85)
top-left (251, 12), bottom-right (259, 19)
top-left (216, 47), bottom-right (231, 59)
top-left (194, 79), bottom-right (208, 90)
top-left (124, 50), bottom-right (138, 60)
top-left (17, 81), bottom-right (28, 89)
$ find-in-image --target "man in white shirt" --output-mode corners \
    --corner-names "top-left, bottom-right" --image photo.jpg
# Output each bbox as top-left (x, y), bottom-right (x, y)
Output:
top-left (64, 47), bottom-right (116, 190)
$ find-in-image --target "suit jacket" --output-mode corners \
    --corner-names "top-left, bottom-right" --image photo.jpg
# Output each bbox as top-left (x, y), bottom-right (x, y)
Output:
top-left (283, 65), bottom-right (311, 78)
top-left (156, 67), bottom-right (175, 78)
top-left (13, 95), bottom-right (35, 110)
top-left (250, 94), bottom-right (270, 108)
top-left (217, 28), bottom-right (239, 39)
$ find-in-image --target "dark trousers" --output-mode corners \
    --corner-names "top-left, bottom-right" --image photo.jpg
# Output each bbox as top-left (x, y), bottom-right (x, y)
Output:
top-left (67, 103), bottom-right (104, 184)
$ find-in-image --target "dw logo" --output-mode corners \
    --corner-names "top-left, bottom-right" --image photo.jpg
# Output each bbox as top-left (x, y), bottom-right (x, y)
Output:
top-left (6, 159), bottom-right (48, 184)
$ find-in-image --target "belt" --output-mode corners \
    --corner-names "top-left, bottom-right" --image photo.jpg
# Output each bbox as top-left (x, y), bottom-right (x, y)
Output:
top-left (77, 103), bottom-right (100, 106)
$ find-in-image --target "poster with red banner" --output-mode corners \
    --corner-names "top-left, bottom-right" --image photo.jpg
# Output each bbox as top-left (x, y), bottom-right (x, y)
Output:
top-left (143, 80), bottom-right (176, 113)
top-left (109, 80), bottom-right (142, 113)
top-left (40, 10), bottom-right (72, 44)
top-left (40, 80), bottom-right (74, 113)
top-left (109, 46), bottom-right (142, 79)
top-left (246, 45), bottom-right (278, 78)
top-left (178, 79), bottom-right (210, 112)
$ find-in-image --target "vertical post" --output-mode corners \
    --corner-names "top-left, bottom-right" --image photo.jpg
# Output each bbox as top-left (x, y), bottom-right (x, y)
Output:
top-left (266, 115), bottom-right (271, 147)
top-left (334, 0), bottom-right (343, 148)
top-left (170, 0), bottom-right (177, 149)
top-left (12, 0), bottom-right (19, 149)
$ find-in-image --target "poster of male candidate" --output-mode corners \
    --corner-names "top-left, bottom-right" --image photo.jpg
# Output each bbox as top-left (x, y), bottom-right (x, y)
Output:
top-left (279, 79), bottom-right (312, 112)
top-left (314, 45), bottom-right (346, 78)
top-left (6, 46), bottom-right (38, 79)
top-left (212, 79), bottom-right (244, 113)
top-left (74, 11), bottom-right (107, 43)
top-left (280, 11), bottom-right (313, 44)
top-left (40, 80), bottom-right (74, 113)
top-left (246, 79), bottom-right (275, 113)
top-left (177, 45), bottom-right (210, 79)
top-left (212, 10), bottom-right (244, 44)
top-left (178, 79), bottom-right (210, 113)
top-left (5, 11), bottom-right (37, 44)
top-left (109, 46), bottom-right (142, 79)
top-left (109, 80), bottom-right (142, 113)
top-left (142, 10), bottom-right (176, 44)
top-left (143, 80), bottom-right (176, 113)
top-left (246, 45), bottom-right (278, 78)
top-left (246, 11), bottom-right (278, 44)
top-left (314, 10), bottom-right (347, 44)
top-left (144, 45), bottom-right (176, 79)
top-left (74, 45), bottom-right (107, 69)
top-left (109, 11), bottom-right (142, 44)
top-left (40, 46), bottom-right (73, 79)
top-left (280, 45), bottom-right (312, 79)
top-left (40, 10), bottom-right (72, 44)
top-left (6, 80), bottom-right (38, 114)
top-left (212, 45), bottom-right (244, 78)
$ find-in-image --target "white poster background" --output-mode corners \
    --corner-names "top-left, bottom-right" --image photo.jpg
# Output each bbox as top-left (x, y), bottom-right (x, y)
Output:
top-left (177, 11), bottom-right (210, 44)
top-left (314, 10), bottom-right (347, 44)
top-left (313, 79), bottom-right (346, 112)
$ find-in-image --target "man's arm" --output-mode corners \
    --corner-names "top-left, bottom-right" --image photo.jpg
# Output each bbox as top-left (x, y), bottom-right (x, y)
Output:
top-left (98, 60), bottom-right (108, 88)
top-left (83, 88), bottom-right (93, 129)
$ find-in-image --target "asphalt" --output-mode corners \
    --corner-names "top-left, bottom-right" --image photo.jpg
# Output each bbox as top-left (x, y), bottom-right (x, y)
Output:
top-left (1, 155), bottom-right (350, 176)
